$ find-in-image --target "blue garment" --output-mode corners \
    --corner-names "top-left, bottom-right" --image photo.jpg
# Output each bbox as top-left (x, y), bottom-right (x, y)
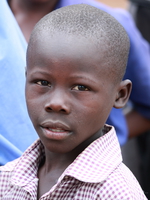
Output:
top-left (0, 0), bottom-right (150, 165)
top-left (0, 1), bottom-right (38, 165)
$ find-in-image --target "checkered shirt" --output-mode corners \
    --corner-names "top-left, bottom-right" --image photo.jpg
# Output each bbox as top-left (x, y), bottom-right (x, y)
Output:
top-left (0, 125), bottom-right (147, 200)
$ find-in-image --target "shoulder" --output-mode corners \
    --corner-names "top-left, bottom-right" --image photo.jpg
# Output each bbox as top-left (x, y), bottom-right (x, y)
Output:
top-left (73, 161), bottom-right (147, 199)
top-left (96, 163), bottom-right (147, 199)
top-left (0, 159), bottom-right (20, 197)
top-left (0, 158), bottom-right (19, 172)
top-left (0, 159), bottom-right (20, 184)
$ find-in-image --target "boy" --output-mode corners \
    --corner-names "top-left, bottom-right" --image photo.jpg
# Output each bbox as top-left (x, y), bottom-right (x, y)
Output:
top-left (2, 0), bottom-right (150, 167)
top-left (0, 4), bottom-right (147, 199)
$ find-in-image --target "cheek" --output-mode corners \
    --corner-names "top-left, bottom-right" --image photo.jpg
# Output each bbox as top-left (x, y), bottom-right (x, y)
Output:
top-left (26, 99), bottom-right (38, 124)
top-left (77, 98), bottom-right (112, 130)
top-left (72, 101), bottom-right (105, 133)
top-left (25, 86), bottom-right (41, 122)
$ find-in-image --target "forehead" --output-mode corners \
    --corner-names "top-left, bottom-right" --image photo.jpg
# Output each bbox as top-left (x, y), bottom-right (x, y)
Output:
top-left (28, 31), bottom-right (109, 71)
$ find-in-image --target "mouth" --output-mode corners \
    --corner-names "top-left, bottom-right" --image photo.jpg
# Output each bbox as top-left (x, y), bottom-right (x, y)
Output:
top-left (47, 128), bottom-right (67, 132)
top-left (40, 121), bottom-right (72, 140)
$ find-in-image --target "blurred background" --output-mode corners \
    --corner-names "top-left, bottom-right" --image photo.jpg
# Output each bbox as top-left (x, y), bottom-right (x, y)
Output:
top-left (96, 0), bottom-right (128, 8)
top-left (97, 1), bottom-right (150, 199)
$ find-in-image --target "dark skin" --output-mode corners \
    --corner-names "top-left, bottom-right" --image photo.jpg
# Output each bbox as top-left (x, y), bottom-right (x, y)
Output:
top-left (8, 0), bottom-right (59, 42)
top-left (26, 32), bottom-right (132, 198)
top-left (37, 129), bottom-right (102, 197)
top-left (9, 0), bottom-right (150, 140)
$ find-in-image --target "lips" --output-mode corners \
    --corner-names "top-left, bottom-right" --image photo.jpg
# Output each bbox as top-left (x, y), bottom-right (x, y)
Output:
top-left (48, 128), bottom-right (67, 132)
top-left (40, 120), bottom-right (72, 140)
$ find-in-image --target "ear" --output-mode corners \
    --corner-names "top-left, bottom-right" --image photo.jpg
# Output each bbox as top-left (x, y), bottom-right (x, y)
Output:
top-left (113, 79), bottom-right (132, 109)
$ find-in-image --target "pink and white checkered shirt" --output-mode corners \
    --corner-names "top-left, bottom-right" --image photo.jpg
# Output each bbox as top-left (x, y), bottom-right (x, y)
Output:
top-left (0, 125), bottom-right (147, 200)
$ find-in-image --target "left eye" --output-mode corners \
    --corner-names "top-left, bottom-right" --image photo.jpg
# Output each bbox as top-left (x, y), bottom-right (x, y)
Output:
top-left (72, 85), bottom-right (89, 91)
top-left (36, 80), bottom-right (51, 87)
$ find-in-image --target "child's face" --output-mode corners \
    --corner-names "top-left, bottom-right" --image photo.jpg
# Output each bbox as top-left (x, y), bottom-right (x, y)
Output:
top-left (26, 34), bottom-right (120, 153)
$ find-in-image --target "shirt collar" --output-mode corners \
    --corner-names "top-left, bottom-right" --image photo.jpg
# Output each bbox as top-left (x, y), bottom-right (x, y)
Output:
top-left (63, 125), bottom-right (122, 183)
top-left (1, 139), bottom-right (44, 187)
top-left (1, 125), bottom-right (122, 186)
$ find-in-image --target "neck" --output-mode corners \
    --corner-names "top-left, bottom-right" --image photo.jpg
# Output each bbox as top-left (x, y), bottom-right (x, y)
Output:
top-left (42, 128), bottom-right (103, 173)
top-left (42, 148), bottom-right (80, 173)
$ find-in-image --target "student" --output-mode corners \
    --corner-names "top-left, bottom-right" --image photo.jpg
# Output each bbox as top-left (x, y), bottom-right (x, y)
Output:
top-left (0, 4), bottom-right (147, 199)
top-left (8, 0), bottom-right (150, 144)
top-left (1, 0), bottom-right (150, 166)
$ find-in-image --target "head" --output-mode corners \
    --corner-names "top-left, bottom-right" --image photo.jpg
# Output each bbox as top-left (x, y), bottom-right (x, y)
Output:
top-left (18, 0), bottom-right (58, 3)
top-left (26, 4), bottom-right (132, 154)
top-left (12, 0), bottom-right (59, 8)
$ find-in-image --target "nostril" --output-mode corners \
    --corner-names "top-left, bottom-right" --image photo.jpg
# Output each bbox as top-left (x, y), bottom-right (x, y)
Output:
top-left (45, 106), bottom-right (67, 113)
top-left (61, 109), bottom-right (66, 113)
top-left (46, 107), bottom-right (52, 111)
top-left (44, 98), bottom-right (70, 113)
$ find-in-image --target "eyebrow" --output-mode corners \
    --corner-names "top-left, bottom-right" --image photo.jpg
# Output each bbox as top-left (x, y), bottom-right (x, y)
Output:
top-left (29, 70), bottom-right (50, 76)
top-left (29, 71), bottom-right (97, 84)
top-left (69, 75), bottom-right (97, 84)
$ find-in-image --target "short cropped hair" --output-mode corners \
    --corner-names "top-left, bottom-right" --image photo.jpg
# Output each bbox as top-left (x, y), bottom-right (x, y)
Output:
top-left (28, 4), bottom-right (130, 82)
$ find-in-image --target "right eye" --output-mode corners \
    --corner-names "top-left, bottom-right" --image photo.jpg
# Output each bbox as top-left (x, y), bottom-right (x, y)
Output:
top-left (36, 80), bottom-right (51, 87)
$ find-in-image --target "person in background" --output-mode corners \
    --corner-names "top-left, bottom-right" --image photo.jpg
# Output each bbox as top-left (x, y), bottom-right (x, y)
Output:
top-left (128, 0), bottom-right (150, 42)
top-left (0, 0), bottom-right (38, 165)
top-left (128, 0), bottom-right (150, 198)
top-left (0, 0), bottom-right (150, 165)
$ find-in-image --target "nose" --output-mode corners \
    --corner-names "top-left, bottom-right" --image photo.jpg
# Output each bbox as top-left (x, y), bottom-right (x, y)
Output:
top-left (44, 89), bottom-right (71, 114)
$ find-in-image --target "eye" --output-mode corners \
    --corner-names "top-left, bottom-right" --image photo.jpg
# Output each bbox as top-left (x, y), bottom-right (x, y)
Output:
top-left (36, 80), bottom-right (51, 87)
top-left (72, 85), bottom-right (89, 91)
